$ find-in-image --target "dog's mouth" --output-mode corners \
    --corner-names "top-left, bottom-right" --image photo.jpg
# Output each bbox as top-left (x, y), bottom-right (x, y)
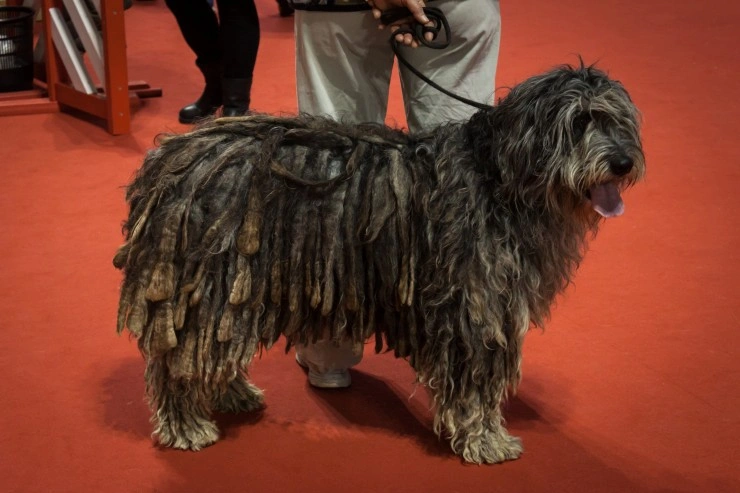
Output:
top-left (587, 182), bottom-right (624, 218)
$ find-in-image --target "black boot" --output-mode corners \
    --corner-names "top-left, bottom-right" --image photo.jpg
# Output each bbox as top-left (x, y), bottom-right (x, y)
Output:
top-left (179, 63), bottom-right (222, 124)
top-left (221, 78), bottom-right (252, 117)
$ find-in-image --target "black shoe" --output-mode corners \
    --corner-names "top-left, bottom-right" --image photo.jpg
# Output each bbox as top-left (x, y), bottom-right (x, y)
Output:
top-left (221, 77), bottom-right (252, 117)
top-left (178, 92), bottom-right (221, 124)
top-left (276, 0), bottom-right (294, 17)
top-left (179, 62), bottom-right (222, 124)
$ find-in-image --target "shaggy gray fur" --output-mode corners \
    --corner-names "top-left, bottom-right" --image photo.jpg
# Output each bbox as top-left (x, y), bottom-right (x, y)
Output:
top-left (114, 64), bottom-right (645, 463)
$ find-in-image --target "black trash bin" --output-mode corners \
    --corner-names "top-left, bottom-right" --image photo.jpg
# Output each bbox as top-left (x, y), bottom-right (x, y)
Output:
top-left (0, 6), bottom-right (35, 93)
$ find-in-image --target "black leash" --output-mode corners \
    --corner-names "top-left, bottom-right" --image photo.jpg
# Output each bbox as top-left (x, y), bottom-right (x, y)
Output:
top-left (380, 6), bottom-right (493, 111)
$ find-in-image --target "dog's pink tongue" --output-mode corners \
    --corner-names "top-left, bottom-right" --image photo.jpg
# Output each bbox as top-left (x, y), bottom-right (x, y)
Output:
top-left (590, 183), bottom-right (624, 217)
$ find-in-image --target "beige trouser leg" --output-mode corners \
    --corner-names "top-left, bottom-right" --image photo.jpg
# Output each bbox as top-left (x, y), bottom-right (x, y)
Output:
top-left (295, 0), bottom-right (501, 132)
top-left (295, 8), bottom-right (395, 124)
top-left (294, 0), bottom-right (500, 370)
top-left (398, 0), bottom-right (501, 131)
top-left (295, 9), bottom-right (393, 371)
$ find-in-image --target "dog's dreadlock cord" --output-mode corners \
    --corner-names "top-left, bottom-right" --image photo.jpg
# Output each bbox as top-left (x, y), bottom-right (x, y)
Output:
top-left (381, 6), bottom-right (494, 111)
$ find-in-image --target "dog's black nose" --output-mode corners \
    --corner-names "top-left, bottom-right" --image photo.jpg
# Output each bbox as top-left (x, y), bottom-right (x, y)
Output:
top-left (609, 156), bottom-right (633, 176)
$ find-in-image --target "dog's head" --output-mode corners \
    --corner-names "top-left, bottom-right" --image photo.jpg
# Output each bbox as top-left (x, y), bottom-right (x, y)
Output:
top-left (481, 63), bottom-right (645, 218)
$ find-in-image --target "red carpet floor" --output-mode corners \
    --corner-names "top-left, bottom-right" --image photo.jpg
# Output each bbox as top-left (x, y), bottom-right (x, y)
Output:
top-left (1, 1), bottom-right (739, 492)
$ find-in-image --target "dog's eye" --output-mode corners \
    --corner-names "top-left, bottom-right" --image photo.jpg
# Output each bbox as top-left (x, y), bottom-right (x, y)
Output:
top-left (572, 114), bottom-right (591, 141)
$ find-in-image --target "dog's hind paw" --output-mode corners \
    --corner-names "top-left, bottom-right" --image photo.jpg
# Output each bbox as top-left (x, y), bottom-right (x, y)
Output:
top-left (215, 379), bottom-right (265, 414)
top-left (154, 417), bottom-right (220, 451)
top-left (459, 429), bottom-right (523, 464)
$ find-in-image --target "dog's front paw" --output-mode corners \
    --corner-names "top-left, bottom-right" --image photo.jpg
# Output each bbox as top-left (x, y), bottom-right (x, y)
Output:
top-left (458, 429), bottom-right (523, 464)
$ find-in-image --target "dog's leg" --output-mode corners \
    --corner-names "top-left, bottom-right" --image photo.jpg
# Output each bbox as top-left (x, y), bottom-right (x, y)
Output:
top-left (214, 372), bottom-right (265, 414)
top-left (419, 365), bottom-right (523, 464)
top-left (432, 383), bottom-right (523, 464)
top-left (145, 360), bottom-right (220, 451)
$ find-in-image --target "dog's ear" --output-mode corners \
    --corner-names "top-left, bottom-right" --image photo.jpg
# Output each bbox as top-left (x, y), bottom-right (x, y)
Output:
top-left (466, 109), bottom-right (502, 181)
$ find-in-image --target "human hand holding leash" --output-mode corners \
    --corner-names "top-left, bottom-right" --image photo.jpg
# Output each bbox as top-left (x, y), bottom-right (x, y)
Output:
top-left (367, 0), bottom-right (435, 47)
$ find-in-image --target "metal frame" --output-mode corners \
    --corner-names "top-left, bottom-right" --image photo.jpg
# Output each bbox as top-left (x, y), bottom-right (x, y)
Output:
top-left (61, 0), bottom-right (104, 81)
top-left (49, 5), bottom-right (96, 94)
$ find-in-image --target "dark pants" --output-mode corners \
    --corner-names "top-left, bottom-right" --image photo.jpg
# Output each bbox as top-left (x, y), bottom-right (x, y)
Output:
top-left (164, 0), bottom-right (260, 79)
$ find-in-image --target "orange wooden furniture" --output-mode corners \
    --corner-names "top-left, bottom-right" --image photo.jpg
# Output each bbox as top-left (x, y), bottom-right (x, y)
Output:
top-left (0, 0), bottom-right (161, 135)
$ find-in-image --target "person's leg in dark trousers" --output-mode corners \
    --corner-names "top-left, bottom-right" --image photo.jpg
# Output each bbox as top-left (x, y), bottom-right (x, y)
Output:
top-left (164, 0), bottom-right (223, 123)
top-left (216, 0), bottom-right (260, 116)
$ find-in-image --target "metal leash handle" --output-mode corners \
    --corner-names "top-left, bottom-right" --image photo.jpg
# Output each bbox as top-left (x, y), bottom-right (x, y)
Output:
top-left (381, 6), bottom-right (492, 111)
